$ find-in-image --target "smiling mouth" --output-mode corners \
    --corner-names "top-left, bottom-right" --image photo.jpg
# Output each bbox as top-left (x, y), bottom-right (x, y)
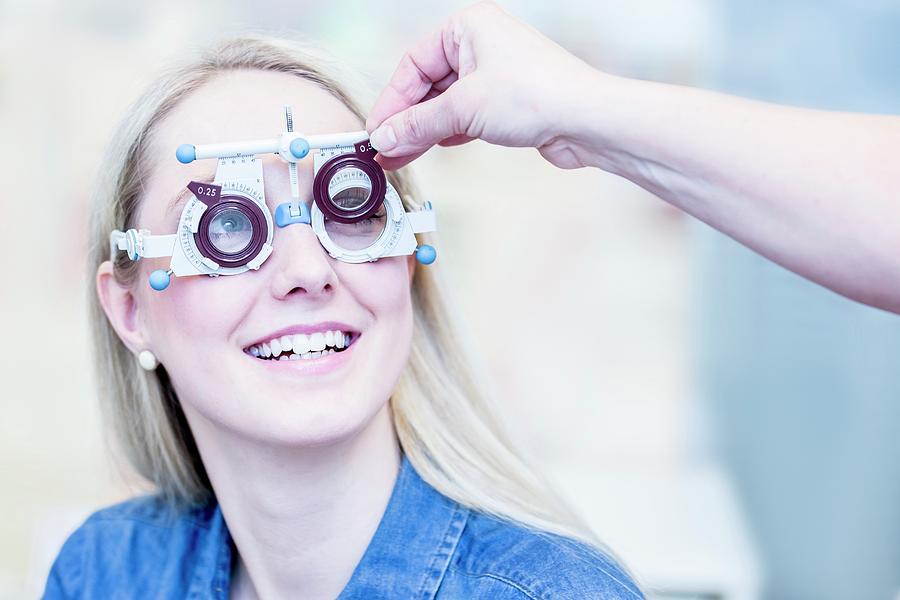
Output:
top-left (244, 329), bottom-right (359, 362)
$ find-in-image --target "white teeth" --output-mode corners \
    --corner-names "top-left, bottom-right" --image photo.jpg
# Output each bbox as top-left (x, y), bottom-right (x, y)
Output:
top-left (309, 332), bottom-right (326, 351)
top-left (293, 333), bottom-right (310, 354)
top-left (249, 329), bottom-right (353, 359)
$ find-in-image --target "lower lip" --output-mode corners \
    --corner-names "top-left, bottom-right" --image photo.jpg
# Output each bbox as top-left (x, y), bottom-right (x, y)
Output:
top-left (247, 336), bottom-right (358, 376)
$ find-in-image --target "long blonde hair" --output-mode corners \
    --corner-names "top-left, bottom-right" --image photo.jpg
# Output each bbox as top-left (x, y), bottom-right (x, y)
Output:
top-left (88, 34), bottom-right (601, 548)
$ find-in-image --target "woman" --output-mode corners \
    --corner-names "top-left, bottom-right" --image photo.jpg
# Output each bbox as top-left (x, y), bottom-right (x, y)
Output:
top-left (43, 36), bottom-right (642, 599)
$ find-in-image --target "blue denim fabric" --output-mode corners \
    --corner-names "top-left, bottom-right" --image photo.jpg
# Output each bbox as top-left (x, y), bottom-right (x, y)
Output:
top-left (44, 454), bottom-right (642, 599)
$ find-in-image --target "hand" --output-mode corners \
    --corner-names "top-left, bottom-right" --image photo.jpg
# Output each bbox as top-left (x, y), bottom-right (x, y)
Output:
top-left (366, 1), bottom-right (604, 170)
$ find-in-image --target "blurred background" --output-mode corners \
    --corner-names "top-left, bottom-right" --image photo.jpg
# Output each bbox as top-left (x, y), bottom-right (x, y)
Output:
top-left (2, 0), bottom-right (899, 598)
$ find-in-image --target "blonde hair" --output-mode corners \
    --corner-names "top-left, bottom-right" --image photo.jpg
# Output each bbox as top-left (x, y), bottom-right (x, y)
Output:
top-left (88, 34), bottom-right (601, 548)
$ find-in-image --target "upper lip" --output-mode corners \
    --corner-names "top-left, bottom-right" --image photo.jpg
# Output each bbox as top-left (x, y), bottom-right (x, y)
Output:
top-left (242, 321), bottom-right (360, 349)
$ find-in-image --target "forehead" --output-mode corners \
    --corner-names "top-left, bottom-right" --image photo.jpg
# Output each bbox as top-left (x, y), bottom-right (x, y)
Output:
top-left (140, 70), bottom-right (362, 223)
top-left (155, 69), bottom-right (362, 151)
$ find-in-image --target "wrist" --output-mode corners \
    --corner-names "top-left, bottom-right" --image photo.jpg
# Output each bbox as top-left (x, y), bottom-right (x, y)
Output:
top-left (551, 71), bottom-right (653, 173)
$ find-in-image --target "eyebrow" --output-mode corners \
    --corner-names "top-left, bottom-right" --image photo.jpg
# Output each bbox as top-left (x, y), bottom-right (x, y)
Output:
top-left (166, 171), bottom-right (217, 217)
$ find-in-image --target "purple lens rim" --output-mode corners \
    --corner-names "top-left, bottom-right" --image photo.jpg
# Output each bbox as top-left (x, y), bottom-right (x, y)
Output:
top-left (313, 142), bottom-right (386, 224)
top-left (194, 195), bottom-right (268, 268)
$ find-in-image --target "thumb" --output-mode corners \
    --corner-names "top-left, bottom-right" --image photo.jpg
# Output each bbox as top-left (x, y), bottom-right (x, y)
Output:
top-left (369, 89), bottom-right (468, 157)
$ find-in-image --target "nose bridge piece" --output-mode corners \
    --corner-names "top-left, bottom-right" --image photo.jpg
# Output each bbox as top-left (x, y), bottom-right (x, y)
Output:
top-left (275, 201), bottom-right (311, 228)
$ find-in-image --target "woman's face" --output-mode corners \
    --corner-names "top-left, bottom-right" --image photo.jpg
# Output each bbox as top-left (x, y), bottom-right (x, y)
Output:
top-left (121, 70), bottom-right (414, 446)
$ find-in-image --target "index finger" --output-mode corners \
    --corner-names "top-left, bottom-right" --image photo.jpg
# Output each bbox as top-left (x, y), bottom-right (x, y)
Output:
top-left (366, 20), bottom-right (461, 131)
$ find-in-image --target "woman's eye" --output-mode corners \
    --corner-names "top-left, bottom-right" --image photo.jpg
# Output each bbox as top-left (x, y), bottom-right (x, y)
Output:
top-left (323, 210), bottom-right (386, 250)
top-left (340, 212), bottom-right (385, 229)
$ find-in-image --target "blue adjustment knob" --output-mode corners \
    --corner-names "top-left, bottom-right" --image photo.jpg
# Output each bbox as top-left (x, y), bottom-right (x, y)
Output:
top-left (415, 245), bottom-right (436, 265)
top-left (149, 270), bottom-right (171, 291)
top-left (176, 144), bottom-right (196, 164)
top-left (290, 138), bottom-right (310, 159)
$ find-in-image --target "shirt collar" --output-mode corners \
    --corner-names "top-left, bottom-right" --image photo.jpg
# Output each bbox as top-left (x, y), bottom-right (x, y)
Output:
top-left (337, 453), bottom-right (471, 599)
top-left (197, 453), bottom-right (470, 599)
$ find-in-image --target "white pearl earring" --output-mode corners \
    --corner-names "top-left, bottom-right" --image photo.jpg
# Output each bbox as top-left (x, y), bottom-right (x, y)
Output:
top-left (138, 350), bottom-right (159, 371)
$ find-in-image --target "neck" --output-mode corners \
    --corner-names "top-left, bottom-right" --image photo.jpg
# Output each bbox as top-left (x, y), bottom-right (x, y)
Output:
top-left (184, 402), bottom-right (402, 600)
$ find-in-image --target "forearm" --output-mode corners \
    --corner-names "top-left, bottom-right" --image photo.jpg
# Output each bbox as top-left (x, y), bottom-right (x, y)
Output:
top-left (567, 73), bottom-right (900, 313)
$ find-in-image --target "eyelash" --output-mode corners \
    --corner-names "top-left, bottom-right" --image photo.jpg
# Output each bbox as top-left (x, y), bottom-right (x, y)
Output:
top-left (331, 210), bottom-right (385, 228)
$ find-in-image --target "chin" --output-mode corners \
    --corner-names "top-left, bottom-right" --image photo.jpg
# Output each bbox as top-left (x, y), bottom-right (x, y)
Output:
top-left (229, 387), bottom-right (390, 449)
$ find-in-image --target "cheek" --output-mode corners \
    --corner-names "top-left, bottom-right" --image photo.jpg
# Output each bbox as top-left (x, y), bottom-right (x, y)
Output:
top-left (341, 257), bottom-right (413, 317)
top-left (143, 270), bottom-right (257, 357)
top-left (142, 274), bottom-right (262, 426)
top-left (345, 257), bottom-right (413, 408)
top-left (340, 258), bottom-right (415, 393)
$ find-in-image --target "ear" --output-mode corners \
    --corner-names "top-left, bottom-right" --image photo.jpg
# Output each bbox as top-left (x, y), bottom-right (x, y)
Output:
top-left (96, 261), bottom-right (150, 354)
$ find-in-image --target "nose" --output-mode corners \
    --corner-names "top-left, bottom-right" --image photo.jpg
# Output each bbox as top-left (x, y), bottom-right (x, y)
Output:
top-left (269, 222), bottom-right (339, 301)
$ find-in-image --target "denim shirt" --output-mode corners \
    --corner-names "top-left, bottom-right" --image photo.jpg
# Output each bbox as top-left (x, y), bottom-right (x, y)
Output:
top-left (44, 454), bottom-right (643, 599)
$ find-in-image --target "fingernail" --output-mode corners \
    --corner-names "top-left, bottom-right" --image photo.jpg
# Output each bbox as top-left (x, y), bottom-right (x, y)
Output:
top-left (370, 125), bottom-right (397, 153)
